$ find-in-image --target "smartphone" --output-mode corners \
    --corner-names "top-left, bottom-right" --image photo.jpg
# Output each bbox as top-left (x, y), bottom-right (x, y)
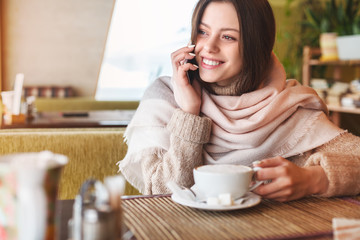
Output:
top-left (184, 59), bottom-right (192, 84)
top-left (185, 51), bottom-right (198, 84)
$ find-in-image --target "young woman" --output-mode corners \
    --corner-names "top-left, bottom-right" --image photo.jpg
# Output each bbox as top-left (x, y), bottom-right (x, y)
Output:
top-left (118, 0), bottom-right (360, 202)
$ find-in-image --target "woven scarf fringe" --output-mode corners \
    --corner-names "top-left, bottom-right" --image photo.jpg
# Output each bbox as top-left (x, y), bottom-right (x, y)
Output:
top-left (117, 163), bottom-right (144, 193)
top-left (117, 146), bottom-right (167, 194)
top-left (123, 124), bottom-right (132, 144)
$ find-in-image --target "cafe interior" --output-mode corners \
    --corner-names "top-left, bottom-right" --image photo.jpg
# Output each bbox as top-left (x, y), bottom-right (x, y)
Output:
top-left (0, 0), bottom-right (360, 239)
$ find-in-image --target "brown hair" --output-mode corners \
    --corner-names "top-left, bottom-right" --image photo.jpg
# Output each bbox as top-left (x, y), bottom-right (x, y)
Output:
top-left (190, 0), bottom-right (276, 95)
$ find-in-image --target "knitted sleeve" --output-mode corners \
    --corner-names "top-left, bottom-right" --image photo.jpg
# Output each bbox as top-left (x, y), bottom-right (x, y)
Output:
top-left (304, 132), bottom-right (360, 197)
top-left (138, 109), bottom-right (212, 195)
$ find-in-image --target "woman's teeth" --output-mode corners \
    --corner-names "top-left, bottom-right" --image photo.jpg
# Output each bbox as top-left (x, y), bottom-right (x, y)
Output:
top-left (203, 58), bottom-right (221, 66)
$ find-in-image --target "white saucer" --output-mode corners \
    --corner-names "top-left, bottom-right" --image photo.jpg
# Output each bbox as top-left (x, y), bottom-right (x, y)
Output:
top-left (171, 191), bottom-right (261, 211)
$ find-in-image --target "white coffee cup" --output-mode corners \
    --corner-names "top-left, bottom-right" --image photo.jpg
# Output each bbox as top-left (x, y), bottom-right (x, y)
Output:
top-left (193, 164), bottom-right (263, 199)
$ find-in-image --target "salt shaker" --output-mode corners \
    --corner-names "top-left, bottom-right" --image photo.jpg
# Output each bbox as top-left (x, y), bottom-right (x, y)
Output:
top-left (82, 206), bottom-right (116, 240)
top-left (69, 179), bottom-right (118, 240)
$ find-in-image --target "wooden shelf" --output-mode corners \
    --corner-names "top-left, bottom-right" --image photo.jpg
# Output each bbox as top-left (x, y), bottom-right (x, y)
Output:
top-left (328, 105), bottom-right (360, 114)
top-left (308, 59), bottom-right (360, 66)
top-left (302, 46), bottom-right (360, 127)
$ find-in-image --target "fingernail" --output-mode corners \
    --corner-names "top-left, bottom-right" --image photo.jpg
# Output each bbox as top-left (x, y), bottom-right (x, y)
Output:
top-left (193, 64), bottom-right (199, 68)
top-left (253, 160), bottom-right (261, 165)
top-left (189, 53), bottom-right (196, 56)
top-left (188, 44), bottom-right (195, 48)
top-left (253, 167), bottom-right (262, 172)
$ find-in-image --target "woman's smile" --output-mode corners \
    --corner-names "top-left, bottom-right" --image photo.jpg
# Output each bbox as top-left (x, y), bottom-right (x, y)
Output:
top-left (201, 57), bottom-right (224, 69)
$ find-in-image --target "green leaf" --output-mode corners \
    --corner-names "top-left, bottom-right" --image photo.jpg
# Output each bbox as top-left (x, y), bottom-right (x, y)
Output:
top-left (353, 16), bottom-right (360, 35)
top-left (320, 19), bottom-right (330, 33)
top-left (345, 0), bottom-right (353, 21)
top-left (304, 8), bottom-right (321, 30)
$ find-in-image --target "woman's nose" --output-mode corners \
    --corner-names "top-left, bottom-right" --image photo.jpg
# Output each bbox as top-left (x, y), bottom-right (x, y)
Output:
top-left (203, 36), bottom-right (219, 53)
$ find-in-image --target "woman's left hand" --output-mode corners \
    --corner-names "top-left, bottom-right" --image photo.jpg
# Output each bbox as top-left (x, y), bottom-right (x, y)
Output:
top-left (252, 156), bottom-right (329, 202)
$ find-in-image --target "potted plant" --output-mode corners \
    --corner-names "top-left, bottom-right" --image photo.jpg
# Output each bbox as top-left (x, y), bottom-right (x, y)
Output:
top-left (334, 0), bottom-right (360, 60)
top-left (303, 0), bottom-right (360, 60)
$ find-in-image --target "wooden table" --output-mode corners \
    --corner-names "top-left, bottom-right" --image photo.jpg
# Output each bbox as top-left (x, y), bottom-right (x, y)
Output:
top-left (57, 194), bottom-right (360, 240)
top-left (1, 110), bottom-right (135, 129)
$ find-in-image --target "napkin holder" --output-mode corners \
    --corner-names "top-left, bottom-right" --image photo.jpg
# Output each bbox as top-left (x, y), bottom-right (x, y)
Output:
top-left (1, 73), bottom-right (26, 125)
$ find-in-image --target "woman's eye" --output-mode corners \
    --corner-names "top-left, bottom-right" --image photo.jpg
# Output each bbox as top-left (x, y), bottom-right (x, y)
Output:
top-left (198, 30), bottom-right (207, 35)
top-left (223, 35), bottom-right (235, 41)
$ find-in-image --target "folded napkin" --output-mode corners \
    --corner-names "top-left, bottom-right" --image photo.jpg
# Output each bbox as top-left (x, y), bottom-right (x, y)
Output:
top-left (333, 218), bottom-right (360, 240)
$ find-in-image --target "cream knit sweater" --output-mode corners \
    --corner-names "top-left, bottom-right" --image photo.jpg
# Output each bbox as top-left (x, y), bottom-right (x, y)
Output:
top-left (123, 83), bottom-right (360, 197)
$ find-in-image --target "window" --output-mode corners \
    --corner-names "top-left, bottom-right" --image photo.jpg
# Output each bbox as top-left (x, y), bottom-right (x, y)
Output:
top-left (95, 0), bottom-right (198, 100)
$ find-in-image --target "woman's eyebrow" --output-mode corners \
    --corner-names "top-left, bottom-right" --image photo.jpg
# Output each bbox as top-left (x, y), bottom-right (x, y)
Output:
top-left (200, 22), bottom-right (239, 33)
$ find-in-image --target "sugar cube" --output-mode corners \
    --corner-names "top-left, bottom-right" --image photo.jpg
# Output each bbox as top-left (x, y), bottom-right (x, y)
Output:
top-left (218, 193), bottom-right (233, 206)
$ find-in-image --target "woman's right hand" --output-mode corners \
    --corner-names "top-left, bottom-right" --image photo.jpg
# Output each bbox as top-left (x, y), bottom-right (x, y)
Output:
top-left (171, 45), bottom-right (202, 116)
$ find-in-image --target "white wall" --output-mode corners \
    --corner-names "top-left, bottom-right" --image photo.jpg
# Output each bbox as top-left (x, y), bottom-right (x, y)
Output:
top-left (1, 0), bottom-right (114, 97)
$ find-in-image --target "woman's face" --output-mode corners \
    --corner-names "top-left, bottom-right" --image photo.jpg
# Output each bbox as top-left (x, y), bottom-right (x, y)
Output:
top-left (195, 1), bottom-right (242, 86)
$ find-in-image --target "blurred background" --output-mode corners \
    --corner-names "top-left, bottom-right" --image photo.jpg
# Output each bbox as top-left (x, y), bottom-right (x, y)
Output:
top-left (0, 0), bottom-right (359, 134)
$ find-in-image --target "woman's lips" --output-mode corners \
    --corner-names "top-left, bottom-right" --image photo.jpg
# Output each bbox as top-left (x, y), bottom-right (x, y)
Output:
top-left (201, 57), bottom-right (223, 69)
